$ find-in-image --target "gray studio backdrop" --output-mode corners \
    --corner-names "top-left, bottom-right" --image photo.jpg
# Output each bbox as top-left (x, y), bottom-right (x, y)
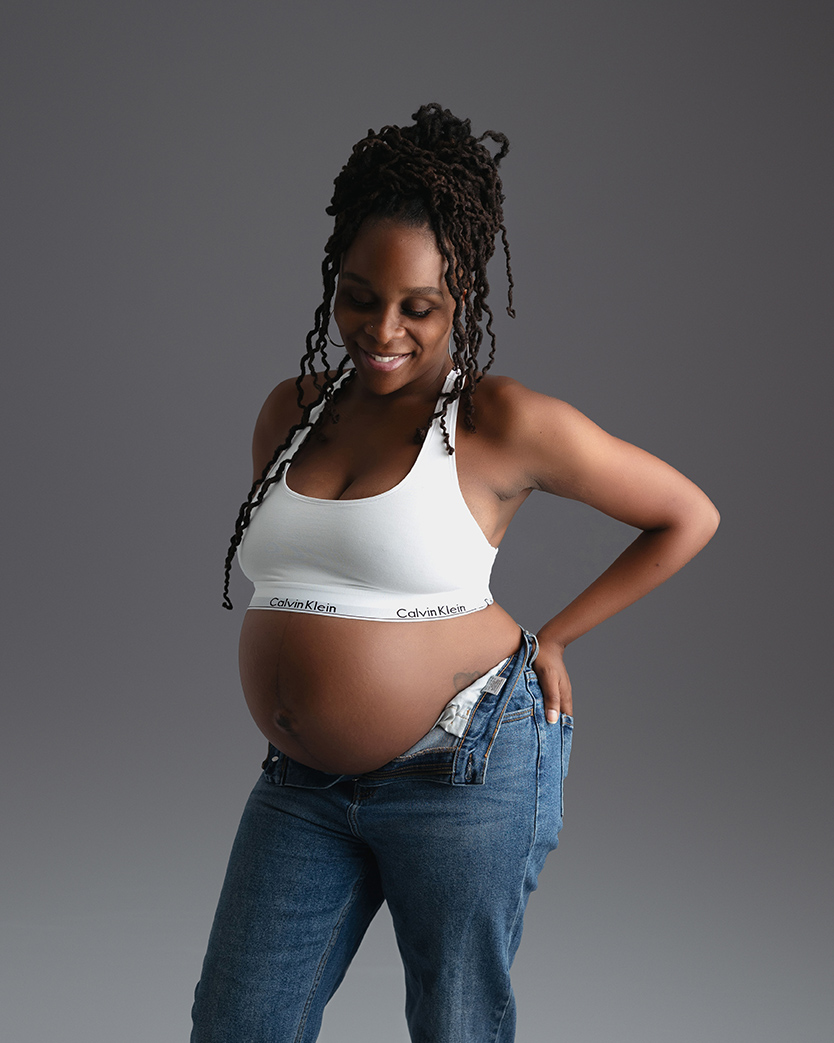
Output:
top-left (2, 2), bottom-right (831, 1041)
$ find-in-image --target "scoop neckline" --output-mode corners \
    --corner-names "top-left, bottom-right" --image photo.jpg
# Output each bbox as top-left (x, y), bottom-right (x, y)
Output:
top-left (282, 369), bottom-right (458, 504)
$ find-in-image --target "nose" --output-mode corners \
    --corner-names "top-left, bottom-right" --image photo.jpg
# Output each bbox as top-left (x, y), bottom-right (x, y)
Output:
top-left (366, 305), bottom-right (406, 346)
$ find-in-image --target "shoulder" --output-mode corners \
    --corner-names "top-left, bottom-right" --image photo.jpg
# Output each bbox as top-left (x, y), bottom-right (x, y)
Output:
top-left (252, 371), bottom-right (335, 479)
top-left (467, 374), bottom-right (616, 495)
top-left (471, 373), bottom-right (572, 414)
top-left (470, 374), bottom-right (587, 447)
top-left (470, 375), bottom-right (719, 532)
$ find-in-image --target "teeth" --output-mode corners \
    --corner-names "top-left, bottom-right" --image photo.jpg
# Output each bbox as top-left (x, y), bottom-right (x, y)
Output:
top-left (369, 353), bottom-right (405, 363)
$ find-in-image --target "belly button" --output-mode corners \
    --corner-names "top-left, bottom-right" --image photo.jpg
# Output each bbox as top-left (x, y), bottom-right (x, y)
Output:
top-left (275, 710), bottom-right (297, 736)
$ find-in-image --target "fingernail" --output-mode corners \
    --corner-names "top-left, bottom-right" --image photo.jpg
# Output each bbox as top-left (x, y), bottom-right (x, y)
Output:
top-left (546, 710), bottom-right (560, 724)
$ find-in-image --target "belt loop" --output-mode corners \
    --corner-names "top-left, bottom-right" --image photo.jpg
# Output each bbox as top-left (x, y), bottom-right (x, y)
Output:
top-left (525, 629), bottom-right (539, 666)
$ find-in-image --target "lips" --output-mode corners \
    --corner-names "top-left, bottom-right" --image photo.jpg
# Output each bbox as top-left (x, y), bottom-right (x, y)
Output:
top-left (361, 349), bottom-right (411, 372)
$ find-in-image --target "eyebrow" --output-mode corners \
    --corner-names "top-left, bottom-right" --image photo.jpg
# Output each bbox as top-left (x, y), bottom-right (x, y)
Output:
top-left (341, 271), bottom-right (444, 298)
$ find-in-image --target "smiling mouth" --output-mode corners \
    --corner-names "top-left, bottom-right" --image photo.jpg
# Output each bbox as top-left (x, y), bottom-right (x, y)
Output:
top-left (367, 351), bottom-right (408, 362)
top-left (361, 349), bottom-right (412, 370)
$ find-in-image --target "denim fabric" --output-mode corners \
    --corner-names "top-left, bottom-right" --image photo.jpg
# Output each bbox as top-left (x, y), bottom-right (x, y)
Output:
top-left (191, 631), bottom-right (573, 1043)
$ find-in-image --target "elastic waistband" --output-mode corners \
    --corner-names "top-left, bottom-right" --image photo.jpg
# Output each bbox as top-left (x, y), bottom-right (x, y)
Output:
top-left (248, 585), bottom-right (494, 622)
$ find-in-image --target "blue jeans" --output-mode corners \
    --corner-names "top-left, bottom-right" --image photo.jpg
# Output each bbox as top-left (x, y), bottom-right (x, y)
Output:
top-left (191, 630), bottom-right (573, 1043)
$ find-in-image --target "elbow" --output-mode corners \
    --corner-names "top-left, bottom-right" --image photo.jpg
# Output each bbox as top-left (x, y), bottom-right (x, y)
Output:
top-left (666, 492), bottom-right (720, 552)
top-left (695, 497), bottom-right (720, 548)
top-left (706, 494), bottom-right (720, 534)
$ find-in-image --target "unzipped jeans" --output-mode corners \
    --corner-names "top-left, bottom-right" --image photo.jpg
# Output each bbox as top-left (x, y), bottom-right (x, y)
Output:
top-left (191, 630), bottom-right (573, 1043)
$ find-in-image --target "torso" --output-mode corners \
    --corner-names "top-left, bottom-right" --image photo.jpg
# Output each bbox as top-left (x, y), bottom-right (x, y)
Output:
top-left (238, 369), bottom-right (533, 775)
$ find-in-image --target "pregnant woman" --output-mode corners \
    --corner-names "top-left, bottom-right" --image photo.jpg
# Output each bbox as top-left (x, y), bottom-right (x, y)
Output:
top-left (191, 102), bottom-right (719, 1043)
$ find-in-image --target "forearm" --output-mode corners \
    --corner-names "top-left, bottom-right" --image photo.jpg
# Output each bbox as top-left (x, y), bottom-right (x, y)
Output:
top-left (537, 512), bottom-right (719, 652)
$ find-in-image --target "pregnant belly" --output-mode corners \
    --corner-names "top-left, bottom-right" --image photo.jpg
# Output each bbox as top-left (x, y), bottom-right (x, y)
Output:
top-left (238, 604), bottom-right (522, 775)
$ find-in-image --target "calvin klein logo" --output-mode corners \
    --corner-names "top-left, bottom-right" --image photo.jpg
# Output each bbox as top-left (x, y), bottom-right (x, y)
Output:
top-left (396, 604), bottom-right (467, 619)
top-left (269, 597), bottom-right (337, 614)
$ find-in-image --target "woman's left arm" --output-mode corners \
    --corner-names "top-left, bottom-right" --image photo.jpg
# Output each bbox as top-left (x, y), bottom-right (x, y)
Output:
top-left (510, 387), bottom-right (720, 722)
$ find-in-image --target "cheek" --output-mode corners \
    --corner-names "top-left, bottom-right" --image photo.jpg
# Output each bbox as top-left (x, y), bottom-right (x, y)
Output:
top-left (332, 304), bottom-right (355, 333)
top-left (419, 320), bottom-right (451, 348)
top-left (438, 314), bottom-right (456, 342)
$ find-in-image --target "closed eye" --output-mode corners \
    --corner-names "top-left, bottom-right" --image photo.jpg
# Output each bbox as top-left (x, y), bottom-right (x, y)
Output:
top-left (348, 296), bottom-right (432, 319)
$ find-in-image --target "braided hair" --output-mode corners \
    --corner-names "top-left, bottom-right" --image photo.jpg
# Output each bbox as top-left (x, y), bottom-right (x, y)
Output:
top-left (222, 103), bottom-right (514, 608)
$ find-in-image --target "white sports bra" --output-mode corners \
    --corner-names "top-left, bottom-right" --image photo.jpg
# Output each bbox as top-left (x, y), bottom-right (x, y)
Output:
top-left (237, 369), bottom-right (499, 622)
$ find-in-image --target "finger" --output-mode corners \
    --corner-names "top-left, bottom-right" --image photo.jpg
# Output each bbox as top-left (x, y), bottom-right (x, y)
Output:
top-left (559, 682), bottom-right (573, 719)
top-left (544, 684), bottom-right (562, 724)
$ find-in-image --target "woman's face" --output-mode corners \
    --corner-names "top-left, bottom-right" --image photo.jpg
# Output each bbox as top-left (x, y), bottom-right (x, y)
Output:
top-left (333, 218), bottom-right (457, 397)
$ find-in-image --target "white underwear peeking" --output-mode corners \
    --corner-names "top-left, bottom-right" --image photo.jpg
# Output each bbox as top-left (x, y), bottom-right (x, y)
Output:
top-left (434, 656), bottom-right (512, 737)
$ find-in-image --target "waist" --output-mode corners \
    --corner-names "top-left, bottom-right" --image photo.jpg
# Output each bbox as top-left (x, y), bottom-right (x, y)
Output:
top-left (263, 629), bottom-right (541, 787)
top-left (239, 603), bottom-right (523, 773)
top-left (247, 581), bottom-right (494, 622)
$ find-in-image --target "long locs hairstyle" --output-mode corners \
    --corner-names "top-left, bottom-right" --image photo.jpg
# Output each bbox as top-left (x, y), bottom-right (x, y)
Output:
top-left (222, 103), bottom-right (515, 608)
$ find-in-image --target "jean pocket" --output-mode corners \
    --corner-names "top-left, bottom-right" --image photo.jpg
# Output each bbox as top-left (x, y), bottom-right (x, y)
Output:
top-left (561, 715), bottom-right (574, 779)
top-left (500, 675), bottom-right (536, 724)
